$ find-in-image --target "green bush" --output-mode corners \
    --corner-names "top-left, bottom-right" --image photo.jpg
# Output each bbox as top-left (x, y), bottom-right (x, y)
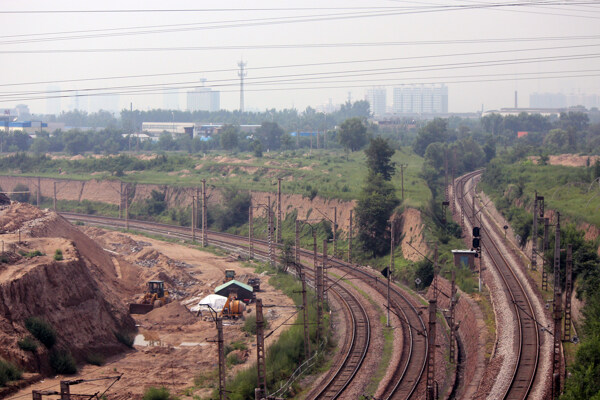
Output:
top-left (85, 353), bottom-right (105, 366)
top-left (25, 317), bottom-right (56, 349)
top-left (114, 330), bottom-right (135, 348)
top-left (242, 315), bottom-right (269, 335)
top-left (49, 349), bottom-right (77, 375)
top-left (19, 250), bottom-right (44, 258)
top-left (224, 340), bottom-right (247, 356)
top-left (227, 352), bottom-right (244, 367)
top-left (142, 386), bottom-right (173, 400)
top-left (0, 358), bottom-right (22, 386)
top-left (17, 336), bottom-right (38, 352)
top-left (54, 249), bottom-right (63, 261)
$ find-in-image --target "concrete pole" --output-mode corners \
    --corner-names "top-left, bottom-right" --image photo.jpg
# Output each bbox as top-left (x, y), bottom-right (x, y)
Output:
top-left (59, 381), bottom-right (70, 400)
top-left (267, 195), bottom-right (273, 267)
top-left (333, 206), bottom-right (337, 257)
top-left (300, 271), bottom-right (310, 359)
top-left (532, 191), bottom-right (539, 271)
top-left (217, 318), bottom-right (226, 400)
top-left (295, 219), bottom-right (300, 265)
top-left (543, 217), bottom-right (550, 291)
top-left (256, 299), bottom-right (267, 399)
top-left (125, 185), bottom-right (129, 230)
top-left (37, 176), bottom-right (41, 206)
top-left (426, 299), bottom-right (437, 400)
top-left (249, 206), bottom-right (254, 259)
top-left (119, 181), bottom-right (123, 219)
top-left (323, 239), bottom-right (328, 304)
top-left (450, 268), bottom-right (456, 363)
top-left (191, 195), bottom-right (195, 243)
top-left (552, 212), bottom-right (562, 399)
top-left (348, 210), bottom-right (353, 263)
top-left (202, 179), bottom-right (207, 247)
top-left (564, 244), bottom-right (573, 341)
top-left (277, 178), bottom-right (282, 244)
top-left (387, 220), bottom-right (394, 327)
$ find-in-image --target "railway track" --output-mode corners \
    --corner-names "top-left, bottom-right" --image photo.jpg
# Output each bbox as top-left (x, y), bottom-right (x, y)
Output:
top-left (456, 171), bottom-right (540, 399)
top-left (61, 211), bottom-right (427, 399)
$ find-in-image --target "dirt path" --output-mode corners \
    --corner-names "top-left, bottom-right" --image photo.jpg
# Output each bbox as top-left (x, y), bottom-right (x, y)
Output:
top-left (7, 231), bottom-right (296, 400)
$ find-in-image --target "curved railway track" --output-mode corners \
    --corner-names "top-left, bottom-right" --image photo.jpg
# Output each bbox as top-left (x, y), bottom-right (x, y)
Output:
top-left (60, 211), bottom-right (427, 399)
top-left (456, 171), bottom-right (540, 399)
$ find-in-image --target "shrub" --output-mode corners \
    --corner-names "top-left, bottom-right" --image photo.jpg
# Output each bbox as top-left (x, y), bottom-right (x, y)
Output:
top-left (114, 330), bottom-right (135, 348)
top-left (25, 317), bottom-right (56, 349)
top-left (54, 249), bottom-right (63, 261)
top-left (0, 358), bottom-right (22, 386)
top-left (242, 315), bottom-right (269, 335)
top-left (143, 386), bottom-right (172, 400)
top-left (49, 349), bottom-right (77, 375)
top-left (226, 352), bottom-right (244, 367)
top-left (224, 340), bottom-right (247, 356)
top-left (85, 353), bottom-right (105, 366)
top-left (17, 336), bottom-right (38, 352)
top-left (19, 250), bottom-right (44, 258)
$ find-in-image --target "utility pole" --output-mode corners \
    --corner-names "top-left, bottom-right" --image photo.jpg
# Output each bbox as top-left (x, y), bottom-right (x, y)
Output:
top-left (333, 206), bottom-right (337, 257)
top-left (119, 181), bottom-right (123, 218)
top-left (255, 298), bottom-right (267, 400)
top-left (323, 239), bottom-right (328, 304)
top-left (191, 195), bottom-right (196, 243)
top-left (348, 210), bottom-right (353, 263)
top-left (37, 176), bottom-right (41, 206)
top-left (238, 60), bottom-right (247, 112)
top-left (267, 195), bottom-right (274, 267)
top-left (564, 244), bottom-right (573, 342)
top-left (196, 186), bottom-right (200, 230)
top-left (552, 212), bottom-right (562, 399)
top-left (387, 219), bottom-right (395, 327)
top-left (277, 178), bottom-right (282, 244)
top-left (426, 298), bottom-right (437, 400)
top-left (202, 179), bottom-right (207, 247)
top-left (293, 263), bottom-right (310, 360)
top-left (217, 318), bottom-right (226, 400)
top-left (53, 182), bottom-right (57, 211)
top-left (295, 219), bottom-right (300, 265)
top-left (542, 217), bottom-right (550, 291)
top-left (249, 206), bottom-right (254, 259)
top-left (399, 164), bottom-right (408, 201)
top-left (125, 185), bottom-right (129, 230)
top-left (316, 244), bottom-right (323, 350)
top-left (532, 191), bottom-right (539, 271)
top-left (449, 268), bottom-right (457, 363)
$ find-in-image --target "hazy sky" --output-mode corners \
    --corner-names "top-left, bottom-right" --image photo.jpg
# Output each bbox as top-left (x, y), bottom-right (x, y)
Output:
top-left (2, 0), bottom-right (600, 115)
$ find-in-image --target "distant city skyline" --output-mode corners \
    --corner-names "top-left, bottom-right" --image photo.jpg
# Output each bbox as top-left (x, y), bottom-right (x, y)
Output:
top-left (4, 1), bottom-right (599, 115)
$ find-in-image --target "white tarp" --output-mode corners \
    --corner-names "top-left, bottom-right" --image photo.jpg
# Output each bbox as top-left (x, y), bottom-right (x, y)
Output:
top-left (190, 294), bottom-right (228, 315)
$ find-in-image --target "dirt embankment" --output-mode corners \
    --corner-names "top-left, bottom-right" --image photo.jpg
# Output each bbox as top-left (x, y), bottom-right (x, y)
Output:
top-left (0, 203), bottom-right (135, 374)
top-left (529, 154), bottom-right (600, 167)
top-left (0, 176), bottom-right (357, 231)
top-left (397, 208), bottom-right (428, 261)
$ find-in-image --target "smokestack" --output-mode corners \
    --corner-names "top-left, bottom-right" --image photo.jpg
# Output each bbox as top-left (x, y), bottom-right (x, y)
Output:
top-left (515, 91), bottom-right (518, 108)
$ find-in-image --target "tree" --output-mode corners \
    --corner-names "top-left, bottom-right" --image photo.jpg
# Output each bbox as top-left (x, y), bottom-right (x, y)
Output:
top-left (355, 173), bottom-right (400, 257)
top-left (12, 183), bottom-right (30, 203)
top-left (63, 130), bottom-right (89, 155)
top-left (338, 117), bottom-right (368, 153)
top-left (364, 137), bottom-right (396, 180)
top-left (256, 121), bottom-right (284, 150)
top-left (220, 124), bottom-right (239, 152)
top-left (413, 118), bottom-right (449, 156)
top-left (30, 137), bottom-right (50, 155)
top-left (252, 139), bottom-right (263, 157)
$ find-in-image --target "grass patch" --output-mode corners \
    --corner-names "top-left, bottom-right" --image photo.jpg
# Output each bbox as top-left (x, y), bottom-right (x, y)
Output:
top-left (142, 386), bottom-right (175, 400)
top-left (226, 352), bottom-right (244, 367)
top-left (54, 249), bottom-right (63, 261)
top-left (85, 353), bottom-right (105, 366)
top-left (25, 317), bottom-right (56, 349)
top-left (17, 336), bottom-right (38, 352)
top-left (19, 250), bottom-right (44, 258)
top-left (364, 315), bottom-right (395, 397)
top-left (242, 314), bottom-right (270, 335)
top-left (225, 340), bottom-right (247, 355)
top-left (0, 358), bottom-right (22, 387)
top-left (474, 288), bottom-right (496, 361)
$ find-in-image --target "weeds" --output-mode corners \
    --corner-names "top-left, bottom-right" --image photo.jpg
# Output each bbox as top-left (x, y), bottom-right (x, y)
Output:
top-left (0, 358), bottom-right (22, 386)
top-left (85, 353), bottom-right (105, 366)
top-left (49, 349), bottom-right (77, 375)
top-left (54, 249), bottom-right (63, 261)
top-left (143, 386), bottom-right (174, 400)
top-left (17, 336), bottom-right (38, 352)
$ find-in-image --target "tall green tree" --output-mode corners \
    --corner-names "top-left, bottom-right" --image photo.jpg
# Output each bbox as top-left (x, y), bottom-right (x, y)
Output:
top-left (338, 117), bottom-right (368, 153)
top-left (220, 125), bottom-right (239, 152)
top-left (364, 137), bottom-right (396, 181)
top-left (355, 173), bottom-right (400, 257)
top-left (413, 118), bottom-right (449, 156)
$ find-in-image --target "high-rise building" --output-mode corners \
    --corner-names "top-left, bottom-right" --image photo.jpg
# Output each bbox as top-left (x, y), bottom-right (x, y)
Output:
top-left (530, 92), bottom-right (599, 109)
top-left (187, 86), bottom-right (220, 112)
top-left (365, 87), bottom-right (387, 116)
top-left (393, 84), bottom-right (448, 114)
top-left (162, 89), bottom-right (180, 110)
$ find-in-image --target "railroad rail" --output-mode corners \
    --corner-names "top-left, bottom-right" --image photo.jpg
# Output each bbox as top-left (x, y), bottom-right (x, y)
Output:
top-left (60, 211), bottom-right (427, 399)
top-left (455, 171), bottom-right (540, 399)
